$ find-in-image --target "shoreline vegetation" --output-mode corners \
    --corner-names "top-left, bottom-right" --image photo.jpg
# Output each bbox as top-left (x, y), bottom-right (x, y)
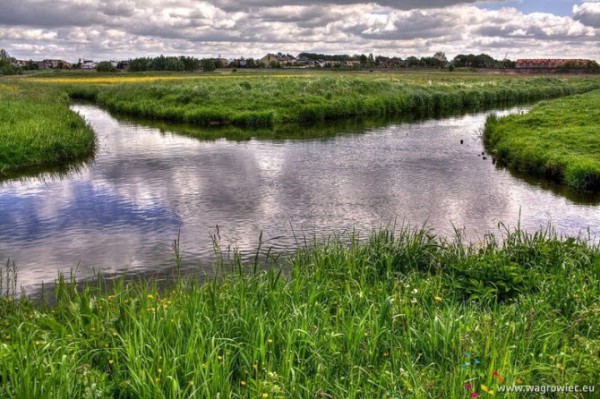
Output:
top-left (0, 81), bottom-right (96, 177)
top-left (1, 71), bottom-right (599, 185)
top-left (484, 89), bottom-right (600, 191)
top-left (1, 227), bottom-right (599, 398)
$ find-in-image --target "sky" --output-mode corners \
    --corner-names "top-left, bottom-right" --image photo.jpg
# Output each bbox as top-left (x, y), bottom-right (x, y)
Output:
top-left (0, 0), bottom-right (599, 63)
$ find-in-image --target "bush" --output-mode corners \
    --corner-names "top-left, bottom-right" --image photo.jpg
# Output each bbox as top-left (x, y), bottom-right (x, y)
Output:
top-left (96, 61), bottom-right (117, 72)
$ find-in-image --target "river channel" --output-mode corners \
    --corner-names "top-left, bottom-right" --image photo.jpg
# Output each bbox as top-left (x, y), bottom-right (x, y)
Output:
top-left (1, 104), bottom-right (599, 292)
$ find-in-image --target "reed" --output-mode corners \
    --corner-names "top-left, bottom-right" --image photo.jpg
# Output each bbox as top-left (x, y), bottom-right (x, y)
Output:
top-left (1, 227), bottom-right (598, 398)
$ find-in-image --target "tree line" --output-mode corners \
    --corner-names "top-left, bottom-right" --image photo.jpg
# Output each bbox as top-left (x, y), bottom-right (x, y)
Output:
top-left (2, 48), bottom-right (598, 74)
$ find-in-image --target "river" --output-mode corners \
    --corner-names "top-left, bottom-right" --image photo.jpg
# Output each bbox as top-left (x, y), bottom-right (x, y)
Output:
top-left (1, 104), bottom-right (599, 292)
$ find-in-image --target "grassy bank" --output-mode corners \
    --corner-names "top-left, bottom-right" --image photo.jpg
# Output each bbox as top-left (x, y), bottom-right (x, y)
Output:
top-left (48, 72), bottom-right (599, 129)
top-left (1, 227), bottom-right (599, 398)
top-left (0, 81), bottom-right (96, 177)
top-left (484, 90), bottom-right (600, 191)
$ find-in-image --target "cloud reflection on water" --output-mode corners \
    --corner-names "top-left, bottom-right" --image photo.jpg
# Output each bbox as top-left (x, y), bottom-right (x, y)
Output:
top-left (1, 104), bottom-right (599, 292)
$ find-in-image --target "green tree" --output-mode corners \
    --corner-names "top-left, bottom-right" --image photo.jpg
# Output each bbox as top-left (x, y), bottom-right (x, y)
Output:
top-left (128, 58), bottom-right (150, 72)
top-left (359, 54), bottom-right (368, 66)
top-left (23, 60), bottom-right (39, 71)
top-left (405, 56), bottom-right (422, 67)
top-left (0, 48), bottom-right (18, 75)
top-left (203, 59), bottom-right (216, 72)
top-left (433, 51), bottom-right (447, 67)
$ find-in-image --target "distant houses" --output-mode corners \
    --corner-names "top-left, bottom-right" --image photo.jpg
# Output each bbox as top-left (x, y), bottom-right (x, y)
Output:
top-left (80, 60), bottom-right (96, 69)
top-left (259, 52), bottom-right (369, 68)
top-left (42, 59), bottom-right (71, 69)
top-left (260, 53), bottom-right (299, 67)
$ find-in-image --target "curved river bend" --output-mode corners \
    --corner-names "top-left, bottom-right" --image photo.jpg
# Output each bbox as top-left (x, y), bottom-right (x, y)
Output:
top-left (1, 104), bottom-right (599, 292)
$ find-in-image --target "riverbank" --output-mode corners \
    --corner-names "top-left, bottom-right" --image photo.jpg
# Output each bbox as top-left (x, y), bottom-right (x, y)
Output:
top-left (1, 228), bottom-right (598, 398)
top-left (484, 89), bottom-right (600, 191)
top-left (0, 81), bottom-right (96, 177)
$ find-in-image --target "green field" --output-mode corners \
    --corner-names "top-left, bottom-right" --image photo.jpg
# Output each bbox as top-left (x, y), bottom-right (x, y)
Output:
top-left (1, 227), bottom-right (599, 398)
top-left (484, 89), bottom-right (600, 191)
top-left (0, 81), bottom-right (96, 177)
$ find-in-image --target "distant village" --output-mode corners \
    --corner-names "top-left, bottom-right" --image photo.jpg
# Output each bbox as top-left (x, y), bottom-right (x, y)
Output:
top-left (2, 49), bottom-right (599, 74)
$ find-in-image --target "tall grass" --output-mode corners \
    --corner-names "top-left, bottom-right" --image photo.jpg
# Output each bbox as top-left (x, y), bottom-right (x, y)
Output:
top-left (0, 81), bottom-right (96, 177)
top-left (46, 73), bottom-right (599, 130)
top-left (1, 227), bottom-right (599, 398)
top-left (484, 89), bottom-right (600, 191)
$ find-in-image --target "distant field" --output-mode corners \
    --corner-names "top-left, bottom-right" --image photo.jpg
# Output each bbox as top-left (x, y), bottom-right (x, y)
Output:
top-left (484, 89), bottom-right (600, 191)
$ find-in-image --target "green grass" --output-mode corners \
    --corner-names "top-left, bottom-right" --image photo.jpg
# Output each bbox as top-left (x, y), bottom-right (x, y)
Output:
top-left (84, 75), bottom-right (599, 129)
top-left (1, 227), bottom-right (599, 398)
top-left (484, 90), bottom-right (600, 191)
top-left (0, 81), bottom-right (96, 177)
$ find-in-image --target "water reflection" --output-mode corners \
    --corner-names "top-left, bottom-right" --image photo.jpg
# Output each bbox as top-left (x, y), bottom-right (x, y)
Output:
top-left (1, 104), bottom-right (599, 293)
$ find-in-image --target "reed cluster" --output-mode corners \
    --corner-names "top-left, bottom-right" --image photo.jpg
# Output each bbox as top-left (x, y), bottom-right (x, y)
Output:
top-left (1, 227), bottom-right (598, 398)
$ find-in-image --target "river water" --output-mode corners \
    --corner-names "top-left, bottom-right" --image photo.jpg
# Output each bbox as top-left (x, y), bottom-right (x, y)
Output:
top-left (1, 104), bottom-right (599, 292)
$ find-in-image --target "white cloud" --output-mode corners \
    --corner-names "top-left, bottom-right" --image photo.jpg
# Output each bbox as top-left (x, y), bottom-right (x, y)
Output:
top-left (573, 2), bottom-right (600, 28)
top-left (0, 0), bottom-right (597, 62)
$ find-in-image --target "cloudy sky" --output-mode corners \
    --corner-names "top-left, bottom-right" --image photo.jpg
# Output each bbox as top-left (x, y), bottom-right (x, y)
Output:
top-left (1, 0), bottom-right (599, 63)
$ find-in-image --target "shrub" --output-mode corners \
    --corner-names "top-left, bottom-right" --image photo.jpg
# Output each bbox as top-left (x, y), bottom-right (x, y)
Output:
top-left (96, 61), bottom-right (117, 72)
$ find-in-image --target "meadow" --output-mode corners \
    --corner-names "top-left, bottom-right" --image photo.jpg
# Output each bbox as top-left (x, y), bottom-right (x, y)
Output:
top-left (0, 81), bottom-right (96, 177)
top-left (484, 89), bottom-right (600, 191)
top-left (1, 227), bottom-right (599, 398)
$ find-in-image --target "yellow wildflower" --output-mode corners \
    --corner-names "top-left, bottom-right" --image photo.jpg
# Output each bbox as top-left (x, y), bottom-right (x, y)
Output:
top-left (481, 385), bottom-right (494, 395)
